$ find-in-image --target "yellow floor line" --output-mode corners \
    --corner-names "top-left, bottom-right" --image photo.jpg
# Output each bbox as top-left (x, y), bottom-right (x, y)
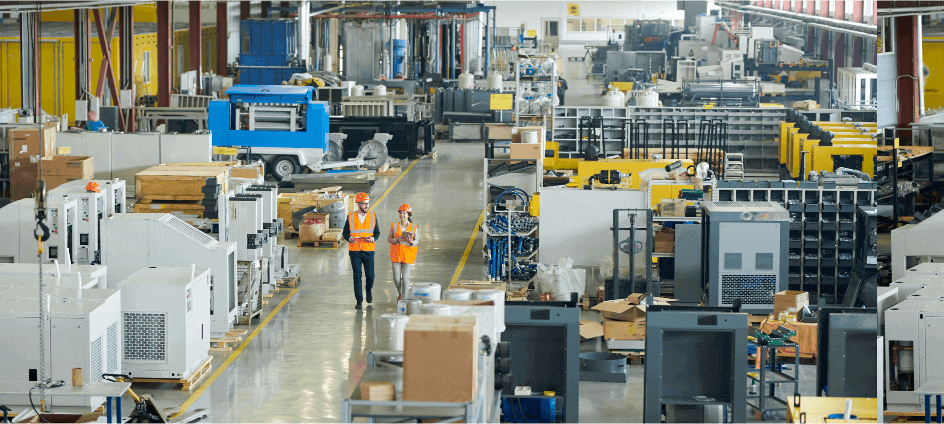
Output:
top-left (371, 157), bottom-right (421, 210)
top-left (448, 211), bottom-right (485, 288)
top-left (176, 288), bottom-right (300, 416)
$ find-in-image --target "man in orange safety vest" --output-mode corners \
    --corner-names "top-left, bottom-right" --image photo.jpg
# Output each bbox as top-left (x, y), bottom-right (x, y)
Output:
top-left (342, 192), bottom-right (381, 309)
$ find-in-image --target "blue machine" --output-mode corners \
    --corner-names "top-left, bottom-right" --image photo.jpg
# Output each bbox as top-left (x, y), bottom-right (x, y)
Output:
top-left (237, 19), bottom-right (306, 85)
top-left (209, 85), bottom-right (335, 179)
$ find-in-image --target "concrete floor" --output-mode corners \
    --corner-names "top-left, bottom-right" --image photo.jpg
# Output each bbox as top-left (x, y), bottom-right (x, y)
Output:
top-left (112, 141), bottom-right (824, 423)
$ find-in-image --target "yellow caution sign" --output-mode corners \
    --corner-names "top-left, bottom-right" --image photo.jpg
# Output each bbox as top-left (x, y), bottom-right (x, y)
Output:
top-left (567, 3), bottom-right (580, 16)
top-left (490, 94), bottom-right (514, 110)
top-left (526, 29), bottom-right (537, 37)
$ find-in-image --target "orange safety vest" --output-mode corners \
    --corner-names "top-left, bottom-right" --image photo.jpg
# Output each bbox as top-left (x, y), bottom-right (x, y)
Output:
top-left (348, 211), bottom-right (376, 252)
top-left (390, 222), bottom-right (417, 264)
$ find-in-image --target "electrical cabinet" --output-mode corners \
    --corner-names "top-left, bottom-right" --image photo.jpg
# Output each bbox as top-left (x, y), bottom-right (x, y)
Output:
top-left (119, 267), bottom-right (211, 379)
top-left (702, 201), bottom-right (789, 314)
top-left (102, 213), bottom-right (237, 338)
top-left (47, 190), bottom-right (105, 265)
top-left (885, 291), bottom-right (944, 409)
top-left (0, 197), bottom-right (79, 264)
top-left (55, 178), bottom-right (127, 216)
top-left (229, 194), bottom-right (265, 262)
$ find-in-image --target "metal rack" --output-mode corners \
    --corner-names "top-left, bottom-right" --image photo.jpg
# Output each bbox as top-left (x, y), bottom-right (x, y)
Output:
top-left (514, 56), bottom-right (558, 127)
top-left (747, 340), bottom-right (800, 420)
top-left (551, 106), bottom-right (627, 157)
top-left (482, 159), bottom-right (541, 289)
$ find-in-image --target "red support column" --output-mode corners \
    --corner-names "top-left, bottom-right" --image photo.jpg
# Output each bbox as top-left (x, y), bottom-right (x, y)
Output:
top-left (92, 8), bottom-right (126, 130)
top-left (819, 1), bottom-right (829, 60)
top-left (835, 0), bottom-right (845, 20)
top-left (820, 0), bottom-right (829, 16)
top-left (189, 0), bottom-right (202, 90)
top-left (240, 1), bottom-right (250, 19)
top-left (896, 15), bottom-right (920, 144)
top-left (806, 1), bottom-right (814, 15)
top-left (217, 1), bottom-right (228, 76)
top-left (795, 1), bottom-right (802, 13)
top-left (95, 9), bottom-right (117, 99)
top-left (852, 0), bottom-right (863, 66)
top-left (157, 1), bottom-right (171, 107)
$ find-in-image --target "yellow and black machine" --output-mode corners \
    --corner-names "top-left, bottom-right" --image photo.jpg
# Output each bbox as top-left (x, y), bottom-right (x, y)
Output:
top-left (779, 110), bottom-right (877, 179)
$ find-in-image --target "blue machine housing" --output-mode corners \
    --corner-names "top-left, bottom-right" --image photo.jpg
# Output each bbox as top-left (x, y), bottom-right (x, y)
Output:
top-left (209, 85), bottom-right (329, 150)
top-left (238, 19), bottom-right (306, 85)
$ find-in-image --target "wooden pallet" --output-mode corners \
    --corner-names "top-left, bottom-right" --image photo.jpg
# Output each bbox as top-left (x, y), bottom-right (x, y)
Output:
top-left (225, 329), bottom-right (248, 337)
top-left (281, 274), bottom-right (301, 288)
top-left (376, 166), bottom-right (402, 176)
top-left (137, 194), bottom-right (206, 203)
top-left (611, 351), bottom-right (645, 365)
top-left (297, 239), bottom-right (342, 248)
top-left (209, 336), bottom-right (243, 353)
top-left (236, 308), bottom-right (263, 325)
top-left (263, 293), bottom-right (274, 299)
top-left (132, 356), bottom-right (213, 391)
top-left (283, 229), bottom-right (299, 239)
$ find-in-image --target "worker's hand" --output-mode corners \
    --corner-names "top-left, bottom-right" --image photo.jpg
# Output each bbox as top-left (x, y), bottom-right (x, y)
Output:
top-left (349, 237), bottom-right (357, 244)
top-left (366, 237), bottom-right (375, 243)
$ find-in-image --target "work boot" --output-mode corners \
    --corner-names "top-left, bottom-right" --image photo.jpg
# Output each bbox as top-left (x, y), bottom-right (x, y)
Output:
top-left (397, 293), bottom-right (402, 301)
top-left (366, 291), bottom-right (372, 304)
top-left (355, 302), bottom-right (362, 310)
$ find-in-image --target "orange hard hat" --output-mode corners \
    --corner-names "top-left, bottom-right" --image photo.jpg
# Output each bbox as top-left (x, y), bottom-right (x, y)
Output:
top-left (355, 192), bottom-right (370, 203)
top-left (85, 182), bottom-right (101, 193)
top-left (398, 204), bottom-right (412, 213)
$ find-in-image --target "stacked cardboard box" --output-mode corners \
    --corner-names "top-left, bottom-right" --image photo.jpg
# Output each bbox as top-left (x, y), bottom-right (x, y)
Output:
top-left (9, 123), bottom-right (57, 200)
top-left (41, 156), bottom-right (94, 190)
top-left (298, 213), bottom-right (329, 242)
top-left (592, 294), bottom-right (674, 341)
top-left (403, 316), bottom-right (478, 402)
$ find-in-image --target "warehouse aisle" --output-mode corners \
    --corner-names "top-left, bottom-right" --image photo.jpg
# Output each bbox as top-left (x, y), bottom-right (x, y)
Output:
top-left (137, 143), bottom-right (486, 422)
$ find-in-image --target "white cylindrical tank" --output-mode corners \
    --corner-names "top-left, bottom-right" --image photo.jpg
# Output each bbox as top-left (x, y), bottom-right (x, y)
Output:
top-left (487, 73), bottom-right (503, 91)
top-left (443, 288), bottom-right (473, 301)
top-left (374, 85), bottom-right (387, 96)
top-left (351, 85), bottom-right (364, 96)
top-left (458, 72), bottom-right (474, 89)
top-left (636, 89), bottom-right (659, 107)
top-left (603, 86), bottom-right (625, 107)
top-left (322, 54), bottom-right (332, 72)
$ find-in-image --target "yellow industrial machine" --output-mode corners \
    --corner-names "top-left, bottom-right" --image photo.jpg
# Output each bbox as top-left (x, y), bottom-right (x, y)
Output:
top-left (788, 131), bottom-right (875, 178)
top-left (570, 159), bottom-right (695, 205)
top-left (543, 142), bottom-right (580, 171)
top-left (780, 122), bottom-right (875, 166)
top-left (807, 143), bottom-right (878, 177)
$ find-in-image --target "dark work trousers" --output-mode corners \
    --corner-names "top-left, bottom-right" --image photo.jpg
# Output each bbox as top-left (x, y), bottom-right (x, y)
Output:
top-left (350, 250), bottom-right (375, 303)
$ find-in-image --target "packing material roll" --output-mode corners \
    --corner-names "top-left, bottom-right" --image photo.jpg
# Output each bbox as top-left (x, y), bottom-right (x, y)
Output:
top-left (397, 299), bottom-right (422, 315)
top-left (411, 283), bottom-right (442, 303)
top-left (443, 288), bottom-right (473, 301)
top-left (474, 289), bottom-right (506, 332)
top-left (374, 314), bottom-right (410, 351)
top-left (418, 303), bottom-right (452, 316)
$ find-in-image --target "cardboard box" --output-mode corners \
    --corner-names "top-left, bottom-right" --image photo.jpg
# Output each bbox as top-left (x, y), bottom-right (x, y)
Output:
top-left (653, 227), bottom-right (675, 253)
top-left (12, 163), bottom-right (39, 201)
top-left (774, 290), bottom-right (809, 315)
top-left (298, 223), bottom-right (326, 242)
top-left (9, 125), bottom-right (56, 162)
top-left (792, 100), bottom-right (818, 110)
top-left (603, 318), bottom-right (646, 340)
top-left (230, 165), bottom-right (264, 180)
top-left (302, 212), bottom-right (330, 228)
top-left (510, 143), bottom-right (542, 160)
top-left (403, 316), bottom-right (478, 403)
top-left (580, 320), bottom-right (604, 341)
top-left (72, 368), bottom-right (83, 387)
top-left (451, 281), bottom-right (507, 292)
top-left (658, 200), bottom-right (688, 217)
top-left (625, 293), bottom-right (677, 305)
top-left (592, 299), bottom-right (648, 322)
top-left (360, 382), bottom-right (395, 401)
top-left (321, 231), bottom-right (342, 242)
top-left (44, 175), bottom-right (85, 191)
top-left (41, 156), bottom-right (94, 178)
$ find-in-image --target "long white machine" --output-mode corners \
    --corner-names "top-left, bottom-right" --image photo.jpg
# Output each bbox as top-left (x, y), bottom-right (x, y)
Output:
top-left (54, 178), bottom-right (127, 216)
top-left (0, 197), bottom-right (79, 264)
top-left (102, 213), bottom-right (237, 338)
top-left (47, 189), bottom-right (106, 265)
top-left (119, 267), bottom-right (211, 379)
top-left (0, 297), bottom-right (121, 409)
top-left (0, 262), bottom-right (107, 289)
top-left (891, 209), bottom-right (944, 280)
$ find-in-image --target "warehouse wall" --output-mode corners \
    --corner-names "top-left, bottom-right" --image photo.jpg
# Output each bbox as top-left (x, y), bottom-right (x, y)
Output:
top-left (492, 0), bottom-right (687, 44)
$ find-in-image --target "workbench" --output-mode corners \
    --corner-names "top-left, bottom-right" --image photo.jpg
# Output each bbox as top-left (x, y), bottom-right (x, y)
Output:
top-left (0, 381), bottom-right (130, 423)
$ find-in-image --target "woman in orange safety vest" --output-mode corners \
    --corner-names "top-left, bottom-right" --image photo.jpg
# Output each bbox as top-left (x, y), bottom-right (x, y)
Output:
top-left (388, 203), bottom-right (418, 300)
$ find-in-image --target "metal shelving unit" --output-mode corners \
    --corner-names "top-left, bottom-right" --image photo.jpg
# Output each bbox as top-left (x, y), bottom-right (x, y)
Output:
top-left (551, 106), bottom-right (628, 157)
top-left (747, 340), bottom-right (800, 421)
top-left (514, 56), bottom-right (558, 127)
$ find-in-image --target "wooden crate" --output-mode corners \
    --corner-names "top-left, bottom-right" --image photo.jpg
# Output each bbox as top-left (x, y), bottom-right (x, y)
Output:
top-left (131, 356), bottom-right (213, 391)
top-left (135, 167), bottom-right (228, 202)
top-left (133, 201), bottom-right (205, 217)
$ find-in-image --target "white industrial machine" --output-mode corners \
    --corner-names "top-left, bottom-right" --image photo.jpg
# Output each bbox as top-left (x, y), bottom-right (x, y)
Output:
top-left (119, 266), bottom-right (211, 379)
top-left (891, 210), bottom-right (944, 280)
top-left (54, 178), bottom-right (127, 216)
top-left (228, 193), bottom-right (265, 262)
top-left (0, 197), bottom-right (79, 264)
top-left (0, 273), bottom-right (101, 292)
top-left (102, 213), bottom-right (237, 338)
top-left (0, 262), bottom-right (107, 288)
top-left (47, 189), bottom-right (106, 265)
top-left (0, 298), bottom-right (121, 409)
top-left (884, 286), bottom-right (944, 411)
top-left (836, 65), bottom-right (876, 109)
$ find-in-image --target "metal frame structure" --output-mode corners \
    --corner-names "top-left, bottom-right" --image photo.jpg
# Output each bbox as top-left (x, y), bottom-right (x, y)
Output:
top-left (747, 340), bottom-right (800, 420)
top-left (611, 208), bottom-right (654, 300)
